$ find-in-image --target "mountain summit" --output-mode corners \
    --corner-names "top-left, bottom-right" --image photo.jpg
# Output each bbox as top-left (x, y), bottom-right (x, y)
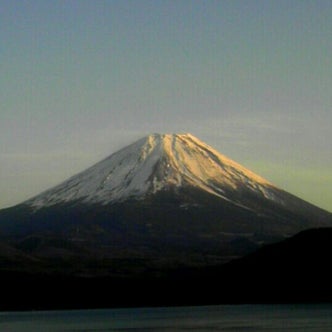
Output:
top-left (28, 133), bottom-right (275, 209)
top-left (0, 133), bottom-right (331, 271)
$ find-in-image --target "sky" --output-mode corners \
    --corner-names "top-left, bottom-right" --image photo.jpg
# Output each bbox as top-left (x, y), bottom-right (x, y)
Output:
top-left (1, 0), bottom-right (331, 212)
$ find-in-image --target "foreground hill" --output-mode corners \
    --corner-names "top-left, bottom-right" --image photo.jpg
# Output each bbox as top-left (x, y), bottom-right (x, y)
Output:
top-left (1, 227), bottom-right (332, 310)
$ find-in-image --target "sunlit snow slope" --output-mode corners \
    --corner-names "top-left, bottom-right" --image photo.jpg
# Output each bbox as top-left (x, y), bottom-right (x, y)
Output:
top-left (26, 133), bottom-right (279, 209)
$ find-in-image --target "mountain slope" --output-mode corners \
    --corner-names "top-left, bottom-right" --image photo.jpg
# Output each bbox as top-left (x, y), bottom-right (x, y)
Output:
top-left (0, 133), bottom-right (331, 272)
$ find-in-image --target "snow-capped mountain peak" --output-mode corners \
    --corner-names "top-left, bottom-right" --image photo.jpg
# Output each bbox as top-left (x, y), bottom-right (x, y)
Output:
top-left (26, 133), bottom-right (277, 209)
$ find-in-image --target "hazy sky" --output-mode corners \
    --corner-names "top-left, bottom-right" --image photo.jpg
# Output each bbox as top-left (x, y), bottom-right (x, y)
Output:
top-left (1, 0), bottom-right (331, 211)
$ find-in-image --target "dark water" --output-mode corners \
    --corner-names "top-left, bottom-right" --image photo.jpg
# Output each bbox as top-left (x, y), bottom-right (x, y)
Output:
top-left (1, 304), bottom-right (332, 331)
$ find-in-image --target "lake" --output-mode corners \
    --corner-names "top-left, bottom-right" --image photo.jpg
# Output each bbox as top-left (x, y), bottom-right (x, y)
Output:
top-left (1, 304), bottom-right (332, 331)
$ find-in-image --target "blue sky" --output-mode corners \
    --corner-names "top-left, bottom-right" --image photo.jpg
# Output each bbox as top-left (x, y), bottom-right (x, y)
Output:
top-left (1, 0), bottom-right (331, 211)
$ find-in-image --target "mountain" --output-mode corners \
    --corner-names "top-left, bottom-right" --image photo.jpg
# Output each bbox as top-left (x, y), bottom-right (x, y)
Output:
top-left (0, 133), bottom-right (331, 275)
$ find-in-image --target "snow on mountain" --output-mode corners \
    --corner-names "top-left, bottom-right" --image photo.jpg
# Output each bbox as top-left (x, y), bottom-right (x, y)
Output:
top-left (26, 133), bottom-right (279, 209)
